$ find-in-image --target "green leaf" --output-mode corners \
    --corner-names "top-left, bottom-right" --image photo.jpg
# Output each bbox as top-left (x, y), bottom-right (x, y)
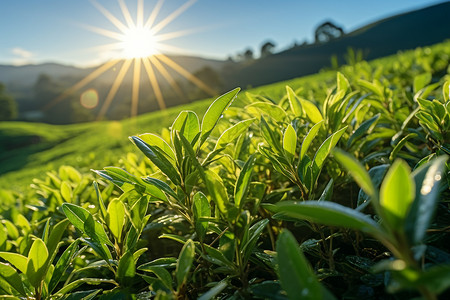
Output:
top-left (48, 239), bottom-right (80, 294)
top-left (171, 110), bottom-right (200, 144)
top-left (215, 118), bottom-right (255, 149)
top-left (357, 79), bottom-right (383, 98)
top-left (389, 133), bottom-right (418, 161)
top-left (337, 72), bottom-right (350, 94)
top-left (93, 181), bottom-right (107, 220)
top-left (300, 120), bottom-right (323, 161)
top-left (204, 170), bottom-right (228, 215)
top-left (234, 154), bottom-right (256, 209)
top-left (380, 160), bottom-right (415, 230)
top-left (260, 116), bottom-right (283, 154)
top-left (142, 177), bottom-right (177, 201)
top-left (299, 97), bottom-right (323, 123)
top-left (61, 181), bottom-right (72, 202)
top-left (246, 102), bottom-right (287, 122)
top-left (176, 239), bottom-right (195, 289)
top-left (333, 149), bottom-right (375, 198)
top-left (313, 126), bottom-right (347, 171)
top-left (272, 201), bottom-right (383, 236)
top-left (405, 156), bottom-right (448, 245)
top-left (54, 278), bottom-right (116, 296)
top-left (242, 219), bottom-right (269, 263)
top-left (138, 266), bottom-right (172, 290)
top-left (138, 133), bottom-right (176, 162)
top-left (418, 264), bottom-right (450, 294)
top-left (443, 81), bottom-right (449, 102)
top-left (117, 251), bottom-right (136, 286)
top-left (107, 199), bottom-right (126, 243)
top-left (46, 219), bottom-right (70, 261)
top-left (347, 113), bottom-right (380, 148)
top-left (0, 262), bottom-right (27, 296)
top-left (198, 280), bottom-right (228, 300)
top-left (130, 136), bottom-right (181, 185)
top-left (201, 88), bottom-right (240, 145)
top-left (62, 203), bottom-right (113, 247)
top-left (413, 72), bottom-right (432, 93)
top-left (276, 230), bottom-right (326, 300)
top-left (286, 86), bottom-right (302, 116)
top-left (193, 192), bottom-right (210, 241)
top-left (0, 253), bottom-right (27, 274)
top-left (26, 238), bottom-right (49, 288)
top-left (283, 125), bottom-right (297, 162)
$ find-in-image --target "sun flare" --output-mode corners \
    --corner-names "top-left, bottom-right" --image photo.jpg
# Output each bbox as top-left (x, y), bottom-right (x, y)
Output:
top-left (45, 0), bottom-right (216, 120)
top-left (121, 26), bottom-right (158, 59)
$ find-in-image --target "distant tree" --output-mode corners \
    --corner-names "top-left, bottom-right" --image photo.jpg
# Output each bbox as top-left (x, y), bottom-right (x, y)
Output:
top-left (243, 48), bottom-right (254, 61)
top-left (314, 21), bottom-right (344, 43)
top-left (0, 83), bottom-right (17, 121)
top-left (260, 41), bottom-right (276, 58)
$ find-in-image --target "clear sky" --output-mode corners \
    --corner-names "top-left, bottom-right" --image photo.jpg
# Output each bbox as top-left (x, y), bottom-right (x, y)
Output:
top-left (0, 0), bottom-right (447, 67)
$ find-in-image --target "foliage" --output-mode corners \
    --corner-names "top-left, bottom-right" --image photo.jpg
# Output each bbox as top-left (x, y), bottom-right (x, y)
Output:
top-left (0, 41), bottom-right (450, 299)
top-left (0, 83), bottom-right (17, 121)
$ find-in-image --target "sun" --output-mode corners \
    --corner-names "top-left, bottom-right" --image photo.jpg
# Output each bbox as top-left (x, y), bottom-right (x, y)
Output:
top-left (45, 0), bottom-right (216, 120)
top-left (121, 26), bottom-right (158, 59)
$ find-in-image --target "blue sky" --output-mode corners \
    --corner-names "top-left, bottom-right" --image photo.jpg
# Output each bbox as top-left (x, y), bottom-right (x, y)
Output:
top-left (0, 0), bottom-right (447, 67)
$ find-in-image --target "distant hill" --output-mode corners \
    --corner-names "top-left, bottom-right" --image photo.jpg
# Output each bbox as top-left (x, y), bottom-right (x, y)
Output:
top-left (225, 1), bottom-right (450, 88)
top-left (0, 54), bottom-right (230, 92)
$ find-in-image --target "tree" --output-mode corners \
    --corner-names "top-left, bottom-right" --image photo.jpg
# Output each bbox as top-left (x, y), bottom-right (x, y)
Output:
top-left (243, 48), bottom-right (254, 61)
top-left (0, 83), bottom-right (17, 121)
top-left (314, 21), bottom-right (344, 43)
top-left (260, 40), bottom-right (276, 58)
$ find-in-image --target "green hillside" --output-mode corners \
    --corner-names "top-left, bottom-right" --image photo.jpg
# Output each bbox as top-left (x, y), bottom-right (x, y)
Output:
top-left (0, 72), bottom-right (332, 192)
top-left (1, 40), bottom-right (450, 192)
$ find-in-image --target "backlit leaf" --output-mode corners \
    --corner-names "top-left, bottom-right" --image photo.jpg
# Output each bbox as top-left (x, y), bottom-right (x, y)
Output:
top-left (380, 160), bottom-right (415, 229)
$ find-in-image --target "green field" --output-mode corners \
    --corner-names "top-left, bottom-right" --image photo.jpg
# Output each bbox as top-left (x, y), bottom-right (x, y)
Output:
top-left (0, 41), bottom-right (449, 299)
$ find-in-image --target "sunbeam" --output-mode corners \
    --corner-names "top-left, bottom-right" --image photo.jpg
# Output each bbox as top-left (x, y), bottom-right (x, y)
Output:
top-left (47, 0), bottom-right (214, 120)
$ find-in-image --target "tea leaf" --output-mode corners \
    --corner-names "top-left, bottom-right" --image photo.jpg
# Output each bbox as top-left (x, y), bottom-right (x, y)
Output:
top-left (299, 97), bottom-right (323, 124)
top-left (286, 86), bottom-right (302, 116)
top-left (193, 192), bottom-right (210, 241)
top-left (171, 110), bottom-right (200, 144)
top-left (201, 88), bottom-right (240, 145)
top-left (333, 149), bottom-right (375, 198)
top-left (176, 239), bottom-right (195, 289)
top-left (117, 251), bottom-right (136, 286)
top-left (0, 253), bottom-right (27, 274)
top-left (107, 199), bottom-right (126, 242)
top-left (0, 262), bottom-right (27, 296)
top-left (272, 201), bottom-right (382, 236)
top-left (300, 120), bottom-right (323, 161)
top-left (26, 238), bottom-right (49, 288)
top-left (405, 156), bottom-right (447, 245)
top-left (48, 239), bottom-right (80, 294)
top-left (138, 133), bottom-right (176, 162)
top-left (131, 136), bottom-right (181, 185)
top-left (283, 124), bottom-right (297, 162)
top-left (234, 154), bottom-right (256, 209)
top-left (216, 118), bottom-right (255, 149)
top-left (380, 160), bottom-right (415, 230)
top-left (204, 170), bottom-right (228, 215)
top-left (276, 230), bottom-right (325, 300)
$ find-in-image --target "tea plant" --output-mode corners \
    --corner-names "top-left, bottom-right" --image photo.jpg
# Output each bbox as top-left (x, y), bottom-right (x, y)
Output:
top-left (0, 41), bottom-right (449, 299)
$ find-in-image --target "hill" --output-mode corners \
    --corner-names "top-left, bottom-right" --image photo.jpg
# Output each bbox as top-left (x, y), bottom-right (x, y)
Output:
top-left (226, 1), bottom-right (450, 88)
top-left (1, 39), bottom-right (450, 192)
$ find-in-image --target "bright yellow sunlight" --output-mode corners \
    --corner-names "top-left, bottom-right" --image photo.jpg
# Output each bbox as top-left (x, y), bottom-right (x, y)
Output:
top-left (46, 0), bottom-right (215, 120)
top-left (121, 26), bottom-right (158, 59)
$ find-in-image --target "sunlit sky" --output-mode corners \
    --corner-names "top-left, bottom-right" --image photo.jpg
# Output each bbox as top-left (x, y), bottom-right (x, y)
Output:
top-left (1, 0), bottom-right (447, 67)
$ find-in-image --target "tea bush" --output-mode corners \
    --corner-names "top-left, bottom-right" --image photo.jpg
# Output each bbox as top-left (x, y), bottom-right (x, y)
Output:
top-left (0, 42), bottom-right (449, 299)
